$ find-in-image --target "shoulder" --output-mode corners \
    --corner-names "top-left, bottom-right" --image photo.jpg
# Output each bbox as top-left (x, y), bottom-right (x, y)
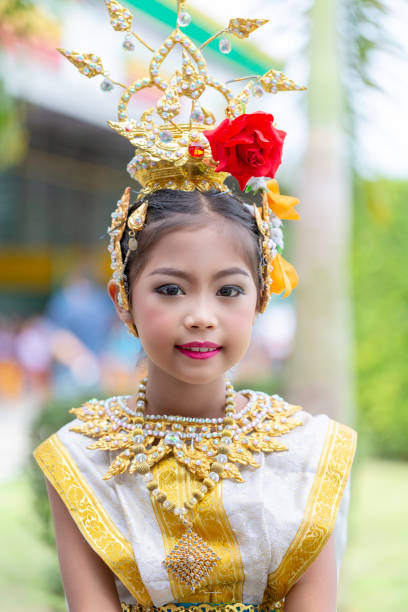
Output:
top-left (283, 402), bottom-right (357, 475)
top-left (246, 388), bottom-right (357, 490)
top-left (33, 395), bottom-right (123, 483)
top-left (33, 398), bottom-right (151, 604)
top-left (259, 392), bottom-right (357, 531)
top-left (255, 395), bottom-right (357, 595)
top-left (32, 395), bottom-right (129, 541)
top-left (255, 389), bottom-right (357, 463)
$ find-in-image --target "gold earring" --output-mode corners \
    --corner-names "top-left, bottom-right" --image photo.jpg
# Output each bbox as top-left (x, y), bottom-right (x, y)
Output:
top-left (125, 320), bottom-right (138, 337)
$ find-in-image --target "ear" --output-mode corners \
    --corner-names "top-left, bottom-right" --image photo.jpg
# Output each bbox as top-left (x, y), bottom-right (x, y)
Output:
top-left (107, 280), bottom-right (134, 326)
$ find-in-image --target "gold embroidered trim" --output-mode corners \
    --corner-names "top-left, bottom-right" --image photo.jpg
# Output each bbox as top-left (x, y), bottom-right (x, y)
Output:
top-left (121, 603), bottom-right (285, 612)
top-left (197, 481), bottom-right (245, 603)
top-left (151, 458), bottom-right (245, 603)
top-left (33, 434), bottom-right (152, 606)
top-left (262, 419), bottom-right (357, 603)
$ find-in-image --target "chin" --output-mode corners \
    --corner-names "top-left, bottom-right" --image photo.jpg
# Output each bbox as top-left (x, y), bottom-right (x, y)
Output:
top-left (168, 363), bottom-right (231, 386)
top-left (170, 367), bottom-right (223, 385)
top-left (147, 349), bottom-right (240, 385)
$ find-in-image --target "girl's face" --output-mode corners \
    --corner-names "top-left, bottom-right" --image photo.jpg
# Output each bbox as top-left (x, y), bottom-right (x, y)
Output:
top-left (111, 219), bottom-right (259, 385)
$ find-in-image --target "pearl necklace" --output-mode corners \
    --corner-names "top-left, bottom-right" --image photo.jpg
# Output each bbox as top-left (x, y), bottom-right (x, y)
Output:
top-left (128, 377), bottom-right (237, 590)
top-left (70, 380), bottom-right (304, 591)
top-left (132, 377), bottom-right (236, 500)
top-left (101, 389), bottom-right (272, 444)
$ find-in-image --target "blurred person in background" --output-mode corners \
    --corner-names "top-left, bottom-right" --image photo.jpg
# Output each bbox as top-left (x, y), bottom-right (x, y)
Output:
top-left (100, 318), bottom-right (143, 395)
top-left (0, 315), bottom-right (24, 401)
top-left (257, 302), bottom-right (296, 364)
top-left (14, 314), bottom-right (53, 401)
top-left (239, 302), bottom-right (296, 380)
top-left (47, 268), bottom-right (115, 356)
top-left (45, 267), bottom-right (116, 397)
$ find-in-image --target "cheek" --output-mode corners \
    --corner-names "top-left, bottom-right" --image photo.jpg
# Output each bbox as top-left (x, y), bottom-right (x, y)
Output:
top-left (222, 301), bottom-right (256, 342)
top-left (132, 293), bottom-right (177, 345)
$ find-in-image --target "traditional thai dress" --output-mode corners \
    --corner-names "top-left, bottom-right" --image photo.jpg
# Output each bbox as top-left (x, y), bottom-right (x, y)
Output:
top-left (33, 389), bottom-right (357, 612)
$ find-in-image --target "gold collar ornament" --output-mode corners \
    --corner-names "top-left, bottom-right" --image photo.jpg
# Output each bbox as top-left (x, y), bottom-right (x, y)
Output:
top-left (70, 378), bottom-right (303, 590)
top-left (58, 0), bottom-right (306, 329)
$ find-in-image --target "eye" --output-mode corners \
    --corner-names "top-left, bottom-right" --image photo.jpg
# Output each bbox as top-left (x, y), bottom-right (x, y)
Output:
top-left (155, 284), bottom-right (184, 296)
top-left (217, 285), bottom-right (244, 298)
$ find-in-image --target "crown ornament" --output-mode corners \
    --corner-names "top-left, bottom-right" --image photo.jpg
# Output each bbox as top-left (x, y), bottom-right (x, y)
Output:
top-left (58, 0), bottom-right (306, 327)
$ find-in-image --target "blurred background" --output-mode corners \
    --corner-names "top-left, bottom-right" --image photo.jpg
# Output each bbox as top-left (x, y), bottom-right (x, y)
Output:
top-left (0, 0), bottom-right (407, 610)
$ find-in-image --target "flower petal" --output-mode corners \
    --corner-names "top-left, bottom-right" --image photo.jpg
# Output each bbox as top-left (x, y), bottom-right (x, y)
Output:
top-left (204, 113), bottom-right (286, 191)
top-left (266, 179), bottom-right (300, 220)
top-left (269, 254), bottom-right (298, 297)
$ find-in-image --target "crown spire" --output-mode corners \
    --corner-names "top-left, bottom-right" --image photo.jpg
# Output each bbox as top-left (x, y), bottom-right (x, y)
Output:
top-left (59, 1), bottom-right (306, 322)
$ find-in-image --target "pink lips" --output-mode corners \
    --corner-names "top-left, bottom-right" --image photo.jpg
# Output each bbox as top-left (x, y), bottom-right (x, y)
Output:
top-left (175, 341), bottom-right (222, 360)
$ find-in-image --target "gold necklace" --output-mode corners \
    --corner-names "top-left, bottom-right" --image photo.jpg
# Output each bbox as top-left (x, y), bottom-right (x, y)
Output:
top-left (124, 378), bottom-right (235, 591)
top-left (70, 378), bottom-right (303, 590)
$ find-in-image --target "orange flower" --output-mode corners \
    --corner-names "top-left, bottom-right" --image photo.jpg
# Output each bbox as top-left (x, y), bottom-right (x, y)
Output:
top-left (269, 254), bottom-right (298, 297)
top-left (266, 179), bottom-right (300, 220)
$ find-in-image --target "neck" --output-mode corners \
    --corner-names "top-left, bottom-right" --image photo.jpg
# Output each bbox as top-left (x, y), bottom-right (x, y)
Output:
top-left (136, 364), bottom-right (230, 420)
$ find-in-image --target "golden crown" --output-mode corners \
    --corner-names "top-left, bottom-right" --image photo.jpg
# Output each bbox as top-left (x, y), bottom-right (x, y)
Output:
top-left (58, 0), bottom-right (305, 331)
top-left (58, 0), bottom-right (304, 196)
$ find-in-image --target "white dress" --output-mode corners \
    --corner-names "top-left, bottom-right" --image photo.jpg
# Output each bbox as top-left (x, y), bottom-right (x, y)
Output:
top-left (34, 390), bottom-right (357, 610)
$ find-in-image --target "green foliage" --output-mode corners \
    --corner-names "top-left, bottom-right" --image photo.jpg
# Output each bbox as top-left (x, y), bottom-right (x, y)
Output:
top-left (0, 0), bottom-right (34, 168)
top-left (338, 459), bottom-right (408, 611)
top-left (339, 0), bottom-right (395, 168)
top-left (0, 0), bottom-right (34, 27)
top-left (352, 178), bottom-right (408, 458)
top-left (0, 476), bottom-right (66, 612)
top-left (0, 80), bottom-right (28, 168)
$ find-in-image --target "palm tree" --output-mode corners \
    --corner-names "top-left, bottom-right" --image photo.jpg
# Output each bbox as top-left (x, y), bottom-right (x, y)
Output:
top-left (286, 0), bottom-right (391, 422)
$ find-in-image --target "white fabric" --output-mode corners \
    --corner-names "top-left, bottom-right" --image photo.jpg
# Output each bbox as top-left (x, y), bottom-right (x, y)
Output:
top-left (55, 407), bottom-right (352, 605)
top-left (222, 411), bottom-right (332, 603)
top-left (112, 469), bottom-right (174, 605)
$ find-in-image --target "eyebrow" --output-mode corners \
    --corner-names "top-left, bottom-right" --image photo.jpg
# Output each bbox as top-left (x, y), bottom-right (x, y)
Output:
top-left (147, 267), bottom-right (250, 281)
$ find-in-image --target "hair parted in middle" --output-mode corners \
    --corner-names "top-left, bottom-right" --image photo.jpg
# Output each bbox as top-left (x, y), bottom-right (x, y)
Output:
top-left (119, 188), bottom-right (264, 309)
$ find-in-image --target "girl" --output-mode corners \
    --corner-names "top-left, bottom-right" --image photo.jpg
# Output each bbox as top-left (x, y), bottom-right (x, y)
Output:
top-left (34, 189), bottom-right (356, 612)
top-left (34, 3), bottom-right (357, 611)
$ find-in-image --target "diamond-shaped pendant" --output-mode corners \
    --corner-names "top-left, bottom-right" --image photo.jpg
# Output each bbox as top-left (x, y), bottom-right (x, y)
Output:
top-left (164, 528), bottom-right (220, 590)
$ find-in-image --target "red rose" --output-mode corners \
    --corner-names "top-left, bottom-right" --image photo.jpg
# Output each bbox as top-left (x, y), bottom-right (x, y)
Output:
top-left (204, 112), bottom-right (286, 191)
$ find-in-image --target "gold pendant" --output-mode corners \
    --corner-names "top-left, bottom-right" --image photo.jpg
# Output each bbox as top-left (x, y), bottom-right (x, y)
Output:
top-left (163, 527), bottom-right (220, 590)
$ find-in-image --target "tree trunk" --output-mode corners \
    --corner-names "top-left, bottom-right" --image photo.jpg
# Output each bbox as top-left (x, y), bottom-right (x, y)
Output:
top-left (286, 0), bottom-right (354, 424)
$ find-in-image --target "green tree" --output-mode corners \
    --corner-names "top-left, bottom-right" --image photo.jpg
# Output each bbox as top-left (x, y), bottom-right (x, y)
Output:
top-left (286, 0), bottom-right (392, 425)
top-left (0, 0), bottom-right (55, 167)
top-left (0, 0), bottom-right (34, 167)
top-left (352, 178), bottom-right (408, 458)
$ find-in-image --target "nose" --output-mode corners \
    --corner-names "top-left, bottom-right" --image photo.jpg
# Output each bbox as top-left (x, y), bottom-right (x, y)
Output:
top-left (184, 300), bottom-right (217, 330)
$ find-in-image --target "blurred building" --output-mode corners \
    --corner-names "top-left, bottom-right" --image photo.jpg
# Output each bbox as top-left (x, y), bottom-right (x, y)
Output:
top-left (0, 0), bottom-right (273, 316)
top-left (0, 104), bottom-right (129, 315)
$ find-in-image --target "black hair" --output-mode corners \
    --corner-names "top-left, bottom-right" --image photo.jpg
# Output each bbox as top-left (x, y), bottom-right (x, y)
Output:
top-left (120, 189), bottom-right (264, 307)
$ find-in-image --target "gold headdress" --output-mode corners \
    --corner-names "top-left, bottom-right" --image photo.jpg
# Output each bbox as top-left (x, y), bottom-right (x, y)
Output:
top-left (59, 0), bottom-right (305, 329)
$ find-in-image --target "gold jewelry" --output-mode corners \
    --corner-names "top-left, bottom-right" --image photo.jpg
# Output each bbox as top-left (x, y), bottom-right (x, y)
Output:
top-left (70, 378), bottom-right (303, 590)
top-left (59, 1), bottom-right (305, 320)
top-left (110, 187), bottom-right (149, 314)
top-left (120, 602), bottom-right (285, 612)
top-left (125, 320), bottom-right (138, 337)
